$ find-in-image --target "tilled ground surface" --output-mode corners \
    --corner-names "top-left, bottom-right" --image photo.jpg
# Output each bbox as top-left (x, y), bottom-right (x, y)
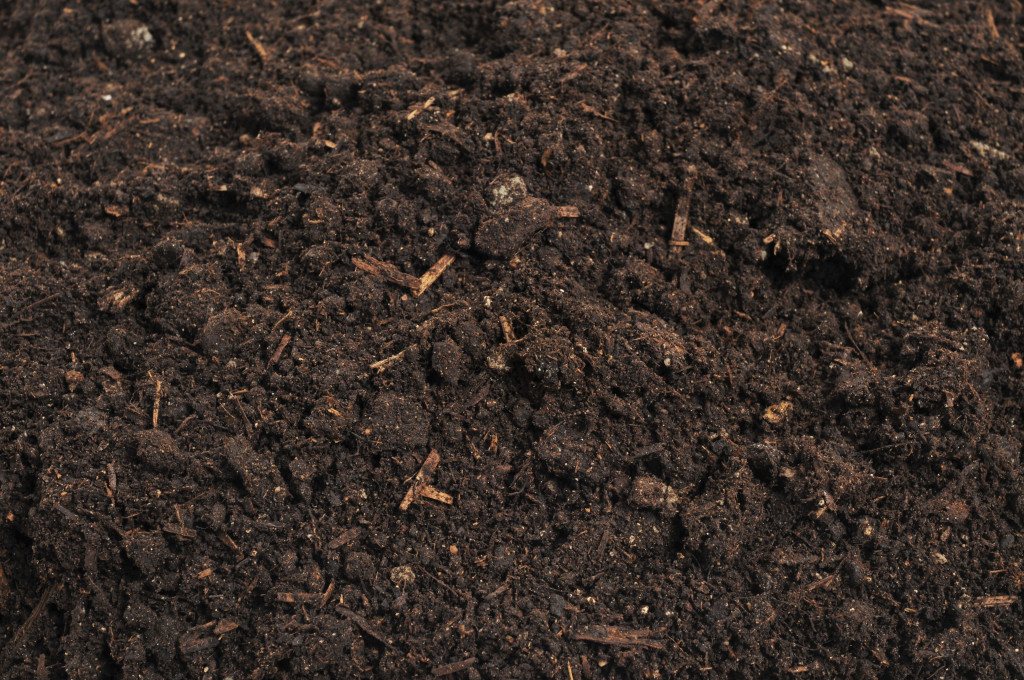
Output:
top-left (2, 1), bottom-right (1024, 678)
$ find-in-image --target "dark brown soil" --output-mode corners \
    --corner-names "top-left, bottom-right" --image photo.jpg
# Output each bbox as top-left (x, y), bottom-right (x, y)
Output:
top-left (2, 1), bottom-right (1024, 678)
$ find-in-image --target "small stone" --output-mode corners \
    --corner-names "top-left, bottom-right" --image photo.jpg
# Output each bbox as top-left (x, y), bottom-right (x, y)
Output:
top-left (102, 19), bottom-right (154, 59)
top-left (629, 475), bottom-right (680, 511)
top-left (762, 400), bottom-right (792, 424)
top-left (485, 174), bottom-right (528, 209)
top-left (390, 565), bottom-right (416, 588)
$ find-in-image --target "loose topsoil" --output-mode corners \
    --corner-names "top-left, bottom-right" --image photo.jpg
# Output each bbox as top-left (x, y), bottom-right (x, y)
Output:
top-left (2, 1), bottom-right (1024, 678)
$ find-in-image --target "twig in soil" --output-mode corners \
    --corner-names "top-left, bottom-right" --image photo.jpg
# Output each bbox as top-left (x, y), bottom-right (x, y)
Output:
top-left (1, 292), bottom-right (59, 330)
top-left (0, 561), bottom-right (8, 600)
top-left (844, 322), bottom-right (870, 364)
top-left (353, 253), bottom-right (455, 297)
top-left (1, 583), bottom-right (62, 664)
top-left (152, 377), bottom-right (162, 429)
top-left (414, 254), bottom-right (455, 297)
top-left (173, 414), bottom-right (197, 436)
top-left (327, 528), bottom-right (361, 550)
top-left (669, 167), bottom-right (697, 248)
top-left (276, 592), bottom-right (322, 604)
top-left (370, 348), bottom-right (409, 373)
top-left (690, 226), bottom-right (715, 246)
top-left (399, 450), bottom-right (453, 511)
top-left (267, 334), bottom-right (292, 369)
top-left (339, 607), bottom-right (394, 648)
top-left (407, 96), bottom-right (436, 121)
top-left (432, 657), bottom-right (478, 677)
top-left (975, 595), bottom-right (1018, 607)
top-left (556, 206), bottom-right (580, 218)
top-left (499, 316), bottom-right (516, 343)
top-left (245, 30), bottom-right (270, 64)
top-left (574, 625), bottom-right (665, 650)
top-left (270, 310), bottom-right (294, 332)
top-left (353, 255), bottom-right (421, 289)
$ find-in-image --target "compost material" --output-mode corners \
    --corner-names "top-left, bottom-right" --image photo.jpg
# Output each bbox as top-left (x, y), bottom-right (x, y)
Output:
top-left (2, 1), bottom-right (1024, 678)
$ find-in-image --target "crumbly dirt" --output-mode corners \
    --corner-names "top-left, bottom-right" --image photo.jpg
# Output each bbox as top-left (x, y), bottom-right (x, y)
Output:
top-left (2, 1), bottom-right (1024, 678)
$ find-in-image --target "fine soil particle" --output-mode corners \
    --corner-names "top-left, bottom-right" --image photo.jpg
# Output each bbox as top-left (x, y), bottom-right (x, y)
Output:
top-left (2, 1), bottom-right (1024, 679)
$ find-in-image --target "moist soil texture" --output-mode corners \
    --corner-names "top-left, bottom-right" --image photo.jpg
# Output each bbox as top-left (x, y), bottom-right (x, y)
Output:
top-left (2, 1), bottom-right (1024, 678)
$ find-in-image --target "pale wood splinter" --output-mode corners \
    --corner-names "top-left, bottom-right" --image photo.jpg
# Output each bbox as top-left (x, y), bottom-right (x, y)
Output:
top-left (400, 450), bottom-right (453, 511)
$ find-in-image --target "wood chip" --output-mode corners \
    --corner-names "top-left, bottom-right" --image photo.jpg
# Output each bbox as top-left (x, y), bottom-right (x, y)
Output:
top-left (407, 96), bottom-right (436, 121)
top-left (353, 256), bottom-right (420, 290)
top-left (499, 315), bottom-right (516, 343)
top-left (414, 253), bottom-right (455, 296)
top-left (276, 592), bottom-right (322, 603)
top-left (162, 523), bottom-right (197, 540)
top-left (975, 595), bottom-right (1018, 607)
top-left (432, 657), bottom-right (478, 676)
top-left (327, 528), bottom-right (361, 550)
top-left (340, 607), bottom-right (393, 647)
top-left (370, 348), bottom-right (409, 372)
top-left (354, 253), bottom-right (455, 297)
top-left (179, 620), bottom-right (237, 655)
top-left (669, 168), bottom-right (696, 248)
top-left (574, 625), bottom-right (665, 650)
top-left (267, 334), bottom-right (291, 369)
top-left (400, 450), bottom-right (451, 511)
top-left (419, 485), bottom-right (454, 505)
top-left (763, 400), bottom-right (793, 424)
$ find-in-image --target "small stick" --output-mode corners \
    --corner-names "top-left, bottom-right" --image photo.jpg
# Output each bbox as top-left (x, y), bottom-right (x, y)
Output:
top-left (276, 592), bottom-right (322, 603)
top-left (669, 169), bottom-right (696, 248)
top-left (354, 253), bottom-right (456, 297)
top-left (268, 334), bottom-right (292, 368)
top-left (353, 256), bottom-right (421, 290)
top-left (975, 595), bottom-right (1018, 607)
top-left (106, 463), bottom-right (117, 495)
top-left (400, 450), bottom-right (442, 511)
top-left (419, 485), bottom-right (453, 505)
top-left (414, 254), bottom-right (455, 297)
top-left (499, 316), bottom-right (516, 343)
top-left (152, 379), bottom-right (162, 429)
top-left (1, 583), bottom-right (60, 664)
top-left (327, 528), bottom-right (361, 550)
top-left (2, 292), bottom-right (59, 330)
top-left (173, 414), bottom-right (197, 436)
top-left (407, 96), bottom-right (436, 121)
top-left (245, 30), bottom-right (270, 63)
top-left (574, 625), bottom-right (665, 650)
top-left (270, 310), bottom-right (293, 332)
top-left (556, 206), bottom-right (580, 218)
top-left (370, 348), bottom-right (408, 372)
top-left (689, 226), bottom-right (715, 246)
top-left (319, 581), bottom-right (335, 610)
top-left (432, 657), bottom-right (478, 677)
